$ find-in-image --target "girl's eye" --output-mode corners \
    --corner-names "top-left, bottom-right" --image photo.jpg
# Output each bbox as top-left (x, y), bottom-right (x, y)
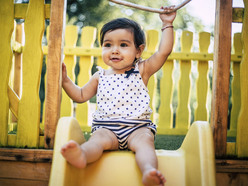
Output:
top-left (103, 43), bottom-right (111, 47)
top-left (120, 43), bottom-right (128, 47)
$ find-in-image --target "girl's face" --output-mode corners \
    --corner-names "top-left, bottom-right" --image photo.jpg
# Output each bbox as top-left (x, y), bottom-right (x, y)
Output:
top-left (102, 29), bottom-right (142, 73)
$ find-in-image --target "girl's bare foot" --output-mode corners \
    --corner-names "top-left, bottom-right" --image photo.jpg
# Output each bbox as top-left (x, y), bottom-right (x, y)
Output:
top-left (142, 168), bottom-right (166, 186)
top-left (60, 140), bottom-right (87, 169)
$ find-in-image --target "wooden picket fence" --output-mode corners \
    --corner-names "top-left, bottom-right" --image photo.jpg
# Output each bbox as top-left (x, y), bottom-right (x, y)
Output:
top-left (7, 25), bottom-right (243, 147)
top-left (45, 26), bottom-right (243, 138)
top-left (0, 0), bottom-right (246, 158)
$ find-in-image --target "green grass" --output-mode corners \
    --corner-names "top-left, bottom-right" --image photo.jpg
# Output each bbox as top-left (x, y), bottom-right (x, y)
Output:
top-left (83, 132), bottom-right (185, 150)
top-left (154, 135), bottom-right (185, 150)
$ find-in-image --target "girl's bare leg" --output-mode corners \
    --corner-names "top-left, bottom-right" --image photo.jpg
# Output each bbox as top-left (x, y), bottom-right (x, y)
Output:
top-left (61, 128), bottom-right (118, 169)
top-left (128, 128), bottom-right (166, 186)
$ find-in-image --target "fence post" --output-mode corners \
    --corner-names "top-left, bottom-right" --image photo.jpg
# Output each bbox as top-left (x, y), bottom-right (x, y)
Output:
top-left (195, 32), bottom-right (210, 121)
top-left (211, 0), bottom-right (232, 157)
top-left (76, 26), bottom-right (96, 129)
top-left (146, 30), bottom-right (159, 123)
top-left (237, 0), bottom-right (248, 157)
top-left (229, 33), bottom-right (242, 137)
top-left (60, 25), bottom-right (78, 117)
top-left (0, 0), bottom-right (14, 146)
top-left (97, 28), bottom-right (109, 70)
top-left (16, 0), bottom-right (45, 148)
top-left (44, 0), bottom-right (67, 149)
top-left (176, 31), bottom-right (193, 129)
top-left (157, 32), bottom-right (175, 133)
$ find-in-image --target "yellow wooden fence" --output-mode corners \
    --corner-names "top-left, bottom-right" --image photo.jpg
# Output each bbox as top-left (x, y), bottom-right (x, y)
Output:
top-left (0, 0), bottom-right (49, 148)
top-left (0, 1), bottom-right (247, 157)
top-left (42, 26), bottom-right (243, 137)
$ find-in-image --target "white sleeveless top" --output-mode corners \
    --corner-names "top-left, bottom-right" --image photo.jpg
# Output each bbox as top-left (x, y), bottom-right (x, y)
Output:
top-left (92, 64), bottom-right (153, 122)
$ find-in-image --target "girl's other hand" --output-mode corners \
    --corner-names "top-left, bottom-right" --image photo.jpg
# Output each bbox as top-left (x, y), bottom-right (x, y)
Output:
top-left (62, 62), bottom-right (68, 82)
top-left (159, 6), bottom-right (177, 25)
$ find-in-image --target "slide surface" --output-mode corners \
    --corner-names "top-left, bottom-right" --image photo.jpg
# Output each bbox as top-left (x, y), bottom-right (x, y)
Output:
top-left (49, 117), bottom-right (216, 186)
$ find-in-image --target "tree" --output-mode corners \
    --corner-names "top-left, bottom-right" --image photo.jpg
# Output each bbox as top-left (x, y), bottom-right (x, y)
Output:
top-left (66, 0), bottom-right (205, 32)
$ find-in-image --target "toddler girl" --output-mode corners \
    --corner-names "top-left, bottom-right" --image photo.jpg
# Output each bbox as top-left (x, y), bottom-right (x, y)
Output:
top-left (61, 6), bottom-right (176, 186)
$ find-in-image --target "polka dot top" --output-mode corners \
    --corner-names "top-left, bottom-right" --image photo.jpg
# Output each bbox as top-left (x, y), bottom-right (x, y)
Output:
top-left (92, 63), bottom-right (153, 121)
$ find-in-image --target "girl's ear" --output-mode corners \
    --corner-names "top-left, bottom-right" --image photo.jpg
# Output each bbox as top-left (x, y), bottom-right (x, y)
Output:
top-left (136, 44), bottom-right (145, 58)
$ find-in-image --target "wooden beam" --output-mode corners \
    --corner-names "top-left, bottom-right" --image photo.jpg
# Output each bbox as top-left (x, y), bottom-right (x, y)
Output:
top-left (0, 148), bottom-right (53, 162)
top-left (211, 0), bottom-right (232, 157)
top-left (0, 160), bottom-right (51, 185)
top-left (216, 159), bottom-right (248, 173)
top-left (216, 172), bottom-right (248, 186)
top-left (44, 0), bottom-right (67, 149)
top-left (14, 4), bottom-right (50, 19)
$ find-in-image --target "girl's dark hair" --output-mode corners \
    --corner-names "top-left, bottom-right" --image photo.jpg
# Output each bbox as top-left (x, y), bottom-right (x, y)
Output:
top-left (100, 18), bottom-right (145, 48)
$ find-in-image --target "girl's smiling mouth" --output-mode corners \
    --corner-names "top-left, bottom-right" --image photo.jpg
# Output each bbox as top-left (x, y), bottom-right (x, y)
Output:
top-left (111, 57), bottom-right (122, 62)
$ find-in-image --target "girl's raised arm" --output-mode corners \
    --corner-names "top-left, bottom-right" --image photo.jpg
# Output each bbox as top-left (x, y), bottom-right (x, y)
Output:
top-left (141, 6), bottom-right (176, 81)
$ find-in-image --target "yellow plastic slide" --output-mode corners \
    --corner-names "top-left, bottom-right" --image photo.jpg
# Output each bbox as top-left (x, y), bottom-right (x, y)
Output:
top-left (49, 117), bottom-right (216, 186)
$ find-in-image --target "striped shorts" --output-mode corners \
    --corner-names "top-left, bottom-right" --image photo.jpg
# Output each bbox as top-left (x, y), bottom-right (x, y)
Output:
top-left (91, 119), bottom-right (157, 150)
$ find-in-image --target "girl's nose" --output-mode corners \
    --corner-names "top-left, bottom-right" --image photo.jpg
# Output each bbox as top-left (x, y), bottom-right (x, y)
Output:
top-left (112, 46), bottom-right (119, 54)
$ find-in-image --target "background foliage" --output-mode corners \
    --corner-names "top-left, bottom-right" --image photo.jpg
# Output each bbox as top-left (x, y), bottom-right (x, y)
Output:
top-left (65, 0), bottom-right (204, 32)
top-left (16, 0), bottom-right (207, 39)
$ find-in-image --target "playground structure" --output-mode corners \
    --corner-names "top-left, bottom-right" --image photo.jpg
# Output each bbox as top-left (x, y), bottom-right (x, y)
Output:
top-left (0, 0), bottom-right (247, 185)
